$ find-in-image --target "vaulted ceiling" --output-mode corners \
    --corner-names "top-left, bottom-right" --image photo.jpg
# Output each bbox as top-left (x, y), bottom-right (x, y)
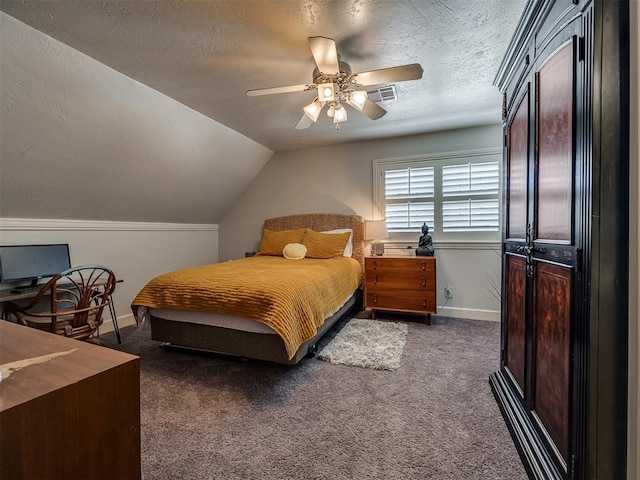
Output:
top-left (0, 0), bottom-right (526, 152)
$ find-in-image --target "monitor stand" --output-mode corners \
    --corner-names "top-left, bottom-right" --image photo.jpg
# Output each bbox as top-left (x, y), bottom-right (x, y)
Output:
top-left (12, 278), bottom-right (41, 292)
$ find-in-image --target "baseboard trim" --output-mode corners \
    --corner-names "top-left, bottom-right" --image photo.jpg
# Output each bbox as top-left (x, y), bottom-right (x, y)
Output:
top-left (100, 314), bottom-right (137, 335)
top-left (436, 306), bottom-right (500, 322)
top-left (0, 218), bottom-right (218, 232)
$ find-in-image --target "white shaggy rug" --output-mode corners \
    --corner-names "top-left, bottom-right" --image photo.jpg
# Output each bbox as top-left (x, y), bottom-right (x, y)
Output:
top-left (317, 319), bottom-right (408, 371)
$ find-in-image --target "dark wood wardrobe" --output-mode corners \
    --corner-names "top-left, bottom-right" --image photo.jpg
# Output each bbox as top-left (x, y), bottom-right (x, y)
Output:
top-left (489, 1), bottom-right (630, 478)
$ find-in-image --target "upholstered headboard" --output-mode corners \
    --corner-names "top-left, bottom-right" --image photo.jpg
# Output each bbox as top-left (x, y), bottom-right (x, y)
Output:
top-left (263, 213), bottom-right (365, 272)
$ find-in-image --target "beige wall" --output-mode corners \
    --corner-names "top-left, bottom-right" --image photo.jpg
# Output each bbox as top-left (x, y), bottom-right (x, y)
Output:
top-left (219, 124), bottom-right (504, 320)
top-left (0, 219), bottom-right (219, 331)
top-left (220, 124), bottom-right (503, 257)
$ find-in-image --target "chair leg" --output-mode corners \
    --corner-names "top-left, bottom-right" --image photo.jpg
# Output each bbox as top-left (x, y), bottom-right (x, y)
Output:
top-left (109, 296), bottom-right (122, 344)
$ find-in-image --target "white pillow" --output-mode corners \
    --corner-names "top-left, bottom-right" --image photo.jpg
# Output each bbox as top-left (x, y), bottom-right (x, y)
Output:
top-left (322, 228), bottom-right (353, 257)
top-left (283, 243), bottom-right (307, 260)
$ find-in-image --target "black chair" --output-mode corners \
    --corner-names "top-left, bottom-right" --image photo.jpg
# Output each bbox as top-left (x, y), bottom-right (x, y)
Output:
top-left (4, 265), bottom-right (117, 343)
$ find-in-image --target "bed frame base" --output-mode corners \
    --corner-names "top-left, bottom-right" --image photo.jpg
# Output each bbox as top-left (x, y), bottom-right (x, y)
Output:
top-left (150, 289), bottom-right (362, 365)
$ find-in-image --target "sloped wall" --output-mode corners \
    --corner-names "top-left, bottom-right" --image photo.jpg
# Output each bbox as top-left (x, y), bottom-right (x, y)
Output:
top-left (0, 12), bottom-right (273, 224)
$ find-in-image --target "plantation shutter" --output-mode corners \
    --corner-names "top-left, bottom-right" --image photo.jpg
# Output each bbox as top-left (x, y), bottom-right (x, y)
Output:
top-left (375, 151), bottom-right (501, 240)
top-left (442, 162), bottom-right (500, 232)
top-left (384, 167), bottom-right (435, 232)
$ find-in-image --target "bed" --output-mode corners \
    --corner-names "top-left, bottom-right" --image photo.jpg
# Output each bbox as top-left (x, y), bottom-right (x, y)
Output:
top-left (132, 213), bottom-right (365, 364)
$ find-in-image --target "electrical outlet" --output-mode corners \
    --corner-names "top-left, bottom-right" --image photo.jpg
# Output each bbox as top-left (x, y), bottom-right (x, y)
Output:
top-left (444, 286), bottom-right (454, 299)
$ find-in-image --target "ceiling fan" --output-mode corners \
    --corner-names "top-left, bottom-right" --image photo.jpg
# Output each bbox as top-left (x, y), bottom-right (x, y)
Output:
top-left (246, 36), bottom-right (423, 130)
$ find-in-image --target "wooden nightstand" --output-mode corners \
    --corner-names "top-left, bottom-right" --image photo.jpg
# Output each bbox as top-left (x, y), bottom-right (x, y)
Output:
top-left (364, 256), bottom-right (437, 323)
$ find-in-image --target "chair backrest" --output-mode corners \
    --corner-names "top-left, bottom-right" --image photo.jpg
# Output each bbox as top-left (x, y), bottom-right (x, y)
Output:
top-left (9, 265), bottom-right (116, 341)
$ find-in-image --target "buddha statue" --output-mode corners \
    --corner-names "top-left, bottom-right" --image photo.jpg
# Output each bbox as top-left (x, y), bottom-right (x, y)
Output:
top-left (415, 223), bottom-right (435, 257)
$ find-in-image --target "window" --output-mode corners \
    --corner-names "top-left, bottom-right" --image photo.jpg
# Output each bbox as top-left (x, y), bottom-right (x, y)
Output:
top-left (374, 149), bottom-right (502, 242)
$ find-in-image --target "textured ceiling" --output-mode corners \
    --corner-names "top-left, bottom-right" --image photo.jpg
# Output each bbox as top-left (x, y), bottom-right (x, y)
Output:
top-left (0, 0), bottom-right (526, 152)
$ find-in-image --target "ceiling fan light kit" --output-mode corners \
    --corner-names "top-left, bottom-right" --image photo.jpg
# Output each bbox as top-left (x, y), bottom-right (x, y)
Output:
top-left (303, 99), bottom-right (324, 122)
top-left (317, 82), bottom-right (337, 102)
top-left (346, 90), bottom-right (368, 111)
top-left (246, 36), bottom-right (423, 131)
top-left (332, 104), bottom-right (347, 124)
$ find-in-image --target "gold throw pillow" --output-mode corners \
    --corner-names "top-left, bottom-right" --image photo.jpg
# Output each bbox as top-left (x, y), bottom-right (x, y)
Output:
top-left (258, 228), bottom-right (306, 256)
top-left (302, 229), bottom-right (351, 258)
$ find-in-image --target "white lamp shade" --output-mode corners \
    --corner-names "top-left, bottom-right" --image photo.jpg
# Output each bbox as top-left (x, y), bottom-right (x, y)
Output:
top-left (317, 82), bottom-right (337, 102)
top-left (303, 100), bottom-right (323, 122)
top-left (333, 104), bottom-right (347, 123)
top-left (365, 220), bottom-right (389, 240)
top-left (346, 90), bottom-right (368, 111)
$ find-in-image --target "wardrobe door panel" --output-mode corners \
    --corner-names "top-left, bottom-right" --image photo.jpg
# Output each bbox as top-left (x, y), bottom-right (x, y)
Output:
top-left (532, 262), bottom-right (572, 463)
top-left (505, 255), bottom-right (527, 393)
top-left (507, 90), bottom-right (530, 240)
top-left (536, 44), bottom-right (574, 242)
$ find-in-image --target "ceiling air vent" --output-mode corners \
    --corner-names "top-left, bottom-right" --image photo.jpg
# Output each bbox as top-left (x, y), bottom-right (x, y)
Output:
top-left (366, 85), bottom-right (397, 103)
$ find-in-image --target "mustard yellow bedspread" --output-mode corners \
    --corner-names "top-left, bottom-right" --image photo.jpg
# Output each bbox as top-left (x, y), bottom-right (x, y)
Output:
top-left (132, 256), bottom-right (362, 359)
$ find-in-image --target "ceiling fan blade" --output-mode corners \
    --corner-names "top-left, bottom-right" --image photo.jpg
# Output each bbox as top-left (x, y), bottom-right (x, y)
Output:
top-left (355, 63), bottom-right (424, 86)
top-left (308, 36), bottom-right (340, 74)
top-left (246, 83), bottom-right (312, 96)
top-left (360, 99), bottom-right (387, 120)
top-left (294, 114), bottom-right (314, 129)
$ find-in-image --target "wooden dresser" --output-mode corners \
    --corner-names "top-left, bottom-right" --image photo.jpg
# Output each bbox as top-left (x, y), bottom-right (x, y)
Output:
top-left (364, 256), bottom-right (436, 323)
top-left (0, 321), bottom-right (141, 479)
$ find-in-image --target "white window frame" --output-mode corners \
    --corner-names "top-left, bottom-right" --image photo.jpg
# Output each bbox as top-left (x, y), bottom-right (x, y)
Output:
top-left (373, 148), bottom-right (502, 243)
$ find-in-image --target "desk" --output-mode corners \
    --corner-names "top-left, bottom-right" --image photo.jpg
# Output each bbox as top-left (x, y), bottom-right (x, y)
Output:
top-left (0, 279), bottom-right (124, 343)
top-left (0, 321), bottom-right (141, 479)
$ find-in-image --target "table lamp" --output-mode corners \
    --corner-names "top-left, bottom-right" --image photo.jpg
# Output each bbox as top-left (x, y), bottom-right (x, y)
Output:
top-left (365, 220), bottom-right (389, 256)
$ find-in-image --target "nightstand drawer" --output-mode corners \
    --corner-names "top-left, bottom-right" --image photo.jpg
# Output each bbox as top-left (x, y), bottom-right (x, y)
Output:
top-left (365, 257), bottom-right (435, 273)
top-left (365, 270), bottom-right (435, 291)
top-left (365, 290), bottom-right (436, 313)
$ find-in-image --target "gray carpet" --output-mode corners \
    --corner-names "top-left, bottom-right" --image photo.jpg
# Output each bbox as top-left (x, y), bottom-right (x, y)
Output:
top-left (100, 314), bottom-right (527, 480)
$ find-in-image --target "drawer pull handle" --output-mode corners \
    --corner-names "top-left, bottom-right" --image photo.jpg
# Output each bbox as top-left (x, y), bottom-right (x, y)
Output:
top-left (422, 277), bottom-right (426, 287)
top-left (373, 294), bottom-right (378, 304)
top-left (372, 261), bottom-right (377, 270)
top-left (373, 274), bottom-right (377, 284)
top-left (421, 261), bottom-right (426, 271)
top-left (422, 298), bottom-right (427, 308)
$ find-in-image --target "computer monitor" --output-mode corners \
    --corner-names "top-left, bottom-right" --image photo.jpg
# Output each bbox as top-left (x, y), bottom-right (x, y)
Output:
top-left (0, 244), bottom-right (71, 289)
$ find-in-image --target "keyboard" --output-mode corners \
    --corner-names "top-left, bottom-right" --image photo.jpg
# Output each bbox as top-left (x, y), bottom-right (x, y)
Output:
top-left (11, 285), bottom-right (42, 294)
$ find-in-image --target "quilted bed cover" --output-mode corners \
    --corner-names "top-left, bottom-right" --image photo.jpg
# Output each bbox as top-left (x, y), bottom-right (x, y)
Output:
top-left (131, 256), bottom-right (362, 359)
